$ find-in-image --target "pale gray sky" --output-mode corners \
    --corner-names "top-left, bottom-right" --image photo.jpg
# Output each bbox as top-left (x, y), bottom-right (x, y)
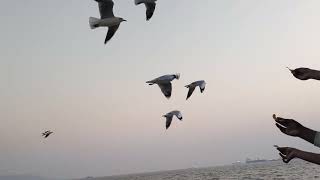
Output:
top-left (2, 0), bottom-right (320, 179)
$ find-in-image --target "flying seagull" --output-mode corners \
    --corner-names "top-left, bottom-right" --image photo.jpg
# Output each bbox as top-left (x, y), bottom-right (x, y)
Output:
top-left (89, 0), bottom-right (127, 44)
top-left (42, 130), bottom-right (53, 138)
top-left (134, 0), bottom-right (157, 21)
top-left (287, 67), bottom-right (320, 81)
top-left (163, 110), bottom-right (183, 129)
top-left (146, 73), bottom-right (180, 99)
top-left (185, 80), bottom-right (206, 100)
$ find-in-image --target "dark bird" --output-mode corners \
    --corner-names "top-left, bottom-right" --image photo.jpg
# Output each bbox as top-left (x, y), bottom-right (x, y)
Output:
top-left (163, 110), bottom-right (183, 129)
top-left (89, 0), bottom-right (126, 44)
top-left (146, 74), bottom-right (180, 99)
top-left (42, 131), bottom-right (53, 138)
top-left (134, 0), bottom-right (157, 21)
top-left (287, 67), bottom-right (320, 81)
top-left (185, 80), bottom-right (206, 100)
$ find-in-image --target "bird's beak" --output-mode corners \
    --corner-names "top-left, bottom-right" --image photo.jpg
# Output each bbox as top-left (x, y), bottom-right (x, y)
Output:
top-left (123, 19), bottom-right (127, 22)
top-left (286, 67), bottom-right (293, 72)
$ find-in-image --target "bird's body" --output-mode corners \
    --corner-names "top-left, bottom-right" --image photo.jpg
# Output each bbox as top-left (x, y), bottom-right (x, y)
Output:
top-left (90, 17), bottom-right (123, 28)
top-left (134, 0), bottom-right (157, 20)
top-left (146, 74), bottom-right (180, 98)
top-left (42, 131), bottom-right (53, 138)
top-left (185, 80), bottom-right (206, 100)
top-left (163, 110), bottom-right (183, 129)
top-left (89, 0), bottom-right (126, 44)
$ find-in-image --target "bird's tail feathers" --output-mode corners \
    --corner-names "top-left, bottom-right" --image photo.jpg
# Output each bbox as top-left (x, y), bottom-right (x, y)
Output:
top-left (89, 17), bottom-right (100, 29)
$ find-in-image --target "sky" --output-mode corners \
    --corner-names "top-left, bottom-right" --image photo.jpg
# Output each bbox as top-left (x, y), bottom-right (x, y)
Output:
top-left (2, 0), bottom-right (320, 179)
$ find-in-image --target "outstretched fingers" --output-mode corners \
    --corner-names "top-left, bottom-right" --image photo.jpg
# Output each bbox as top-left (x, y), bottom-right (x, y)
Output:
top-left (276, 147), bottom-right (295, 163)
top-left (272, 114), bottom-right (292, 127)
top-left (275, 123), bottom-right (288, 135)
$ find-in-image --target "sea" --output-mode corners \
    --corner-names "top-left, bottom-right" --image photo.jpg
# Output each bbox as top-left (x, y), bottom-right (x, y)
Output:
top-left (78, 160), bottom-right (320, 180)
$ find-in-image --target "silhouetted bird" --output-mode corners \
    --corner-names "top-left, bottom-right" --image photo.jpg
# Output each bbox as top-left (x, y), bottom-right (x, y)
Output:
top-left (42, 131), bottom-right (53, 138)
top-left (287, 67), bottom-right (320, 81)
top-left (185, 80), bottom-right (206, 100)
top-left (135, 0), bottom-right (157, 21)
top-left (163, 110), bottom-right (183, 129)
top-left (146, 74), bottom-right (180, 99)
top-left (89, 0), bottom-right (126, 44)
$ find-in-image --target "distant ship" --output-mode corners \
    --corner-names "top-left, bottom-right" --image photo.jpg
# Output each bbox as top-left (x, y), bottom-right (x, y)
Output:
top-left (246, 158), bottom-right (267, 164)
top-left (245, 158), bottom-right (279, 164)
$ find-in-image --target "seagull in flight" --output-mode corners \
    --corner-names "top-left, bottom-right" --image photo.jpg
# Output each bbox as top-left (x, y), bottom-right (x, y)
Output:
top-left (134, 0), bottom-right (157, 21)
top-left (89, 0), bottom-right (126, 44)
top-left (185, 80), bottom-right (206, 100)
top-left (42, 130), bottom-right (53, 138)
top-left (146, 74), bottom-right (180, 99)
top-left (163, 110), bottom-right (183, 129)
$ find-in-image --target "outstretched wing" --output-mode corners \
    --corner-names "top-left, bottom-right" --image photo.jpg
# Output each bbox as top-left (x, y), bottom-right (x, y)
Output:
top-left (166, 116), bottom-right (173, 129)
top-left (158, 82), bottom-right (172, 98)
top-left (105, 25), bottom-right (120, 44)
top-left (186, 86), bottom-right (196, 100)
top-left (96, 0), bottom-right (115, 19)
top-left (145, 2), bottom-right (156, 20)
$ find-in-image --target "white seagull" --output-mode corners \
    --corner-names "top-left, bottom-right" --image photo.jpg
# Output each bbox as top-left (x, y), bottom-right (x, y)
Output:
top-left (134, 0), bottom-right (157, 21)
top-left (89, 0), bottom-right (126, 44)
top-left (146, 74), bottom-right (180, 98)
top-left (163, 110), bottom-right (183, 129)
top-left (185, 80), bottom-right (206, 100)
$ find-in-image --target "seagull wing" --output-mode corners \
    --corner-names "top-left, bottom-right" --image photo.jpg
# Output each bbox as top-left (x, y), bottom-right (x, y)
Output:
top-left (97, 0), bottom-right (115, 19)
top-left (173, 111), bottom-right (183, 120)
top-left (145, 2), bottom-right (156, 20)
top-left (186, 86), bottom-right (196, 100)
top-left (105, 24), bottom-right (119, 44)
top-left (158, 82), bottom-right (172, 98)
top-left (166, 116), bottom-right (173, 129)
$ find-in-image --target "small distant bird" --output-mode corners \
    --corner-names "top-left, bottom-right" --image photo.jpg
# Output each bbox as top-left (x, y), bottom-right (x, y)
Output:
top-left (287, 67), bottom-right (320, 81)
top-left (42, 130), bottom-right (53, 138)
top-left (146, 74), bottom-right (180, 99)
top-left (185, 80), bottom-right (206, 100)
top-left (134, 0), bottom-right (157, 21)
top-left (89, 0), bottom-right (127, 44)
top-left (163, 110), bottom-right (183, 129)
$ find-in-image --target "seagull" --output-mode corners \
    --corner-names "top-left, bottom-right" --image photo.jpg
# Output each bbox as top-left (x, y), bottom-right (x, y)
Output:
top-left (42, 130), bottom-right (53, 138)
top-left (287, 67), bottom-right (320, 81)
top-left (185, 80), bottom-right (206, 100)
top-left (146, 74), bottom-right (180, 98)
top-left (134, 0), bottom-right (157, 21)
top-left (163, 110), bottom-right (183, 129)
top-left (89, 0), bottom-right (127, 44)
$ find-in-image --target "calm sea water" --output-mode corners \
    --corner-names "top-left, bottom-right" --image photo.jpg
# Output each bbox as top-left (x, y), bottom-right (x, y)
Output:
top-left (81, 160), bottom-right (320, 180)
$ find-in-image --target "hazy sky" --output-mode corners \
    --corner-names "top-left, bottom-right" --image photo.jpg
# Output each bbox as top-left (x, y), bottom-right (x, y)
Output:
top-left (3, 0), bottom-right (320, 179)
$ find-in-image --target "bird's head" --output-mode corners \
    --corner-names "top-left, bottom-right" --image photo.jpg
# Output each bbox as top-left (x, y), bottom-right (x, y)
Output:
top-left (120, 18), bottom-right (127, 22)
top-left (174, 73), bottom-right (180, 80)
